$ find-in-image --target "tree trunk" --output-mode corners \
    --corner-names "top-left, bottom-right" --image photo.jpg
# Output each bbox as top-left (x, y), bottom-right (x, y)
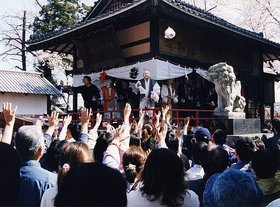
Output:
top-left (22, 10), bottom-right (26, 71)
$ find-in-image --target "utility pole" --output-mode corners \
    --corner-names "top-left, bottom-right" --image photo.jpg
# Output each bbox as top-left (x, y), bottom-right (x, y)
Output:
top-left (22, 10), bottom-right (26, 71)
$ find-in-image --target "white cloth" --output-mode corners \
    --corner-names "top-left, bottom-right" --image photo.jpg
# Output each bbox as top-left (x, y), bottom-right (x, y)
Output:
top-left (40, 186), bottom-right (57, 207)
top-left (267, 198), bottom-right (280, 207)
top-left (127, 189), bottom-right (200, 207)
top-left (160, 84), bottom-right (178, 104)
top-left (185, 164), bottom-right (205, 181)
top-left (102, 144), bottom-right (122, 172)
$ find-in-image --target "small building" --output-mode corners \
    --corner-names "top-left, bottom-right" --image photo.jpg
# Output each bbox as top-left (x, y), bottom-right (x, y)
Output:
top-left (27, 0), bottom-right (280, 123)
top-left (0, 69), bottom-right (61, 115)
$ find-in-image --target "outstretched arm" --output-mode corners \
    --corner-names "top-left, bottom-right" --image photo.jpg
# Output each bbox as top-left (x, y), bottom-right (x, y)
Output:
top-left (87, 113), bottom-right (102, 149)
top-left (77, 108), bottom-right (91, 143)
top-left (1, 102), bottom-right (17, 144)
top-left (58, 115), bottom-right (72, 140)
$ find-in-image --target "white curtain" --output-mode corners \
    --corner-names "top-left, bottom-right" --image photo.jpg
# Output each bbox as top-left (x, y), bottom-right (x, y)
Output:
top-left (73, 58), bottom-right (208, 87)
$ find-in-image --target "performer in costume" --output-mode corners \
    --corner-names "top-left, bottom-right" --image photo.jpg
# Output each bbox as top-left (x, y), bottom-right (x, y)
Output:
top-left (135, 69), bottom-right (160, 117)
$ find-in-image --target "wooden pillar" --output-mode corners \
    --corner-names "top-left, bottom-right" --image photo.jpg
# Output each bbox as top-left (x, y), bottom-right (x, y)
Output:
top-left (150, 0), bottom-right (159, 57)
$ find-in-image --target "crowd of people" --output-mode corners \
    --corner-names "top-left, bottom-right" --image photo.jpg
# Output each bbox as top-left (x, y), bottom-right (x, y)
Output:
top-left (67, 69), bottom-right (217, 121)
top-left (0, 97), bottom-right (280, 207)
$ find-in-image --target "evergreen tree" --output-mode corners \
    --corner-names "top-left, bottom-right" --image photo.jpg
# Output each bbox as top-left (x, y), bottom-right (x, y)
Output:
top-left (30, 0), bottom-right (91, 111)
top-left (31, 0), bottom-right (91, 39)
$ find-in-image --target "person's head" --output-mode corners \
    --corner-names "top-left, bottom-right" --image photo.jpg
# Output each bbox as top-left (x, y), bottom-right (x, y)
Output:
top-left (191, 141), bottom-right (208, 165)
top-left (251, 136), bottom-right (265, 150)
top-left (140, 148), bottom-right (186, 206)
top-left (44, 140), bottom-right (67, 172)
top-left (58, 142), bottom-right (93, 190)
top-left (143, 69), bottom-right (150, 80)
top-left (55, 163), bottom-right (127, 207)
top-left (252, 149), bottom-right (278, 179)
top-left (0, 142), bottom-right (20, 206)
top-left (82, 76), bottom-right (92, 85)
top-left (212, 129), bottom-right (227, 146)
top-left (129, 133), bottom-right (141, 147)
top-left (165, 130), bottom-right (179, 153)
top-left (194, 127), bottom-right (211, 143)
top-left (15, 125), bottom-right (45, 161)
top-left (93, 132), bottom-right (113, 163)
top-left (235, 137), bottom-right (256, 162)
top-left (123, 146), bottom-right (146, 184)
top-left (203, 168), bottom-right (264, 207)
top-left (58, 142), bottom-right (93, 168)
top-left (273, 118), bottom-right (280, 133)
top-left (67, 123), bottom-right (80, 141)
top-left (201, 144), bottom-right (229, 177)
top-left (167, 79), bottom-right (174, 85)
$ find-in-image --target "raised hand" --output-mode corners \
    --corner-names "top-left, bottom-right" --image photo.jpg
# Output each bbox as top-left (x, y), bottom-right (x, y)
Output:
top-left (80, 108), bottom-right (91, 134)
top-left (58, 114), bottom-right (72, 141)
top-left (161, 105), bottom-right (170, 121)
top-left (95, 113), bottom-right (102, 128)
top-left (35, 116), bottom-right (45, 128)
top-left (47, 111), bottom-right (59, 128)
top-left (2, 102), bottom-right (17, 126)
top-left (114, 124), bottom-right (131, 142)
top-left (123, 103), bottom-right (131, 125)
top-left (183, 117), bottom-right (191, 135)
top-left (156, 123), bottom-right (168, 146)
top-left (63, 114), bottom-right (72, 127)
top-left (155, 111), bottom-right (161, 128)
top-left (1, 102), bottom-right (17, 144)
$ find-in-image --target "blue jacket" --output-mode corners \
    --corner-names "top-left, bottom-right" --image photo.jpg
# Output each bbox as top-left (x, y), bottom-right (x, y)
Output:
top-left (18, 160), bottom-right (57, 207)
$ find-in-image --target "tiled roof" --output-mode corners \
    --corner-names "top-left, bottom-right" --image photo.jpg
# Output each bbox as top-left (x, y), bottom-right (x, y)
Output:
top-left (27, 0), bottom-right (145, 44)
top-left (0, 70), bottom-right (61, 96)
top-left (27, 0), bottom-right (280, 50)
top-left (163, 0), bottom-right (280, 47)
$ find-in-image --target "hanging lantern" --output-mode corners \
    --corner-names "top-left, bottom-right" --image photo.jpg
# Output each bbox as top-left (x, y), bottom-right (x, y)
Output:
top-left (164, 26), bottom-right (176, 39)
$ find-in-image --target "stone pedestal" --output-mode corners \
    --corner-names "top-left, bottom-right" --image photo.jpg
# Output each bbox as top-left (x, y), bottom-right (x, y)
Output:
top-left (214, 118), bottom-right (261, 135)
top-left (214, 111), bottom-right (246, 119)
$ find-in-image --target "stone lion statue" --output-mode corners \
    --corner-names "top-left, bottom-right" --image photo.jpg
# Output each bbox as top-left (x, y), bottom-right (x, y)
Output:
top-left (206, 63), bottom-right (246, 114)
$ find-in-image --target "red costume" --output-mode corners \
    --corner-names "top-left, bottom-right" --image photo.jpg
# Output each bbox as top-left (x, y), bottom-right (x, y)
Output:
top-left (101, 86), bottom-right (117, 112)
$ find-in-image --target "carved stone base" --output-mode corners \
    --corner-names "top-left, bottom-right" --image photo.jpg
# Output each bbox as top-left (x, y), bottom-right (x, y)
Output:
top-left (214, 111), bottom-right (245, 119)
top-left (214, 118), bottom-right (261, 135)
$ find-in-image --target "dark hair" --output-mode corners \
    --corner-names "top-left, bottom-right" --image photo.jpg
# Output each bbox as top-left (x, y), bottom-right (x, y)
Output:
top-left (83, 76), bottom-right (91, 82)
top-left (235, 137), bottom-right (256, 162)
top-left (123, 146), bottom-right (146, 184)
top-left (42, 140), bottom-right (67, 172)
top-left (129, 133), bottom-right (141, 147)
top-left (140, 148), bottom-right (186, 206)
top-left (213, 129), bottom-right (227, 146)
top-left (67, 123), bottom-right (80, 141)
top-left (191, 141), bottom-right (208, 165)
top-left (261, 120), bottom-right (272, 133)
top-left (55, 163), bottom-right (127, 207)
top-left (0, 143), bottom-right (20, 206)
top-left (93, 132), bottom-right (113, 163)
top-left (273, 118), bottom-right (280, 133)
top-left (252, 149), bottom-right (278, 179)
top-left (202, 145), bottom-right (229, 177)
top-left (165, 130), bottom-right (179, 153)
top-left (251, 136), bottom-right (265, 150)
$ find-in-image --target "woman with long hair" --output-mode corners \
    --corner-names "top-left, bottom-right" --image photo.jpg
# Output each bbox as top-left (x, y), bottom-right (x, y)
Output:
top-left (127, 148), bottom-right (199, 206)
top-left (41, 142), bottom-right (93, 207)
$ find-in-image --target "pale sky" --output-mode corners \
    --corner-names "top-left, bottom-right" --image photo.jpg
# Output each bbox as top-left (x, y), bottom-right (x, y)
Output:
top-left (0, 0), bottom-right (94, 70)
